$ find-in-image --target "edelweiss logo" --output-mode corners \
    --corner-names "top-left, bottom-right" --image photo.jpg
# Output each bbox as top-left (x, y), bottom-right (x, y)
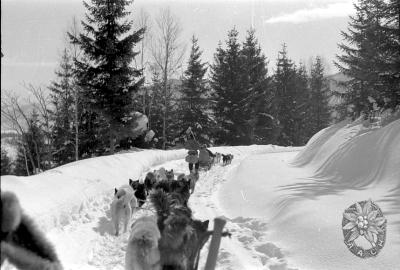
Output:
top-left (342, 199), bottom-right (387, 258)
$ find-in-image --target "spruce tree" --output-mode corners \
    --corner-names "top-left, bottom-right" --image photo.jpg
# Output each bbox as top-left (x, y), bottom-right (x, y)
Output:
top-left (293, 63), bottom-right (311, 145)
top-left (70, 0), bottom-right (145, 154)
top-left (180, 36), bottom-right (210, 144)
top-left (210, 28), bottom-right (247, 145)
top-left (380, 0), bottom-right (400, 110)
top-left (49, 49), bottom-right (76, 165)
top-left (272, 44), bottom-right (298, 146)
top-left (308, 56), bottom-right (331, 136)
top-left (241, 29), bottom-right (273, 144)
top-left (336, 0), bottom-right (395, 117)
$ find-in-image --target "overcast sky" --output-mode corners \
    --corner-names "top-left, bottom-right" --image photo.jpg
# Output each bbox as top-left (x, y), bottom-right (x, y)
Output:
top-left (1, 0), bottom-right (355, 96)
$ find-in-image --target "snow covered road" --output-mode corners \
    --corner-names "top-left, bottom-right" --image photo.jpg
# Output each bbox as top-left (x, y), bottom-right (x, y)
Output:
top-left (2, 145), bottom-right (298, 270)
top-left (43, 148), bottom-right (300, 270)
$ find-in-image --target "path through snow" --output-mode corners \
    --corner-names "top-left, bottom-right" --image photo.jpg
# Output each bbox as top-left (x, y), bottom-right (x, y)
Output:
top-left (8, 148), bottom-right (298, 270)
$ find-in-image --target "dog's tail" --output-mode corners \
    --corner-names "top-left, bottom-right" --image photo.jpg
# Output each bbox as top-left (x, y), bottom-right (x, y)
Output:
top-left (149, 189), bottom-right (171, 230)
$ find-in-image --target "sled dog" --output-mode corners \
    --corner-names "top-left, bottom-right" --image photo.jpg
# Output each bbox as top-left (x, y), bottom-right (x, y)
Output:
top-left (144, 172), bottom-right (156, 193)
top-left (187, 170), bottom-right (199, 194)
top-left (215, 153), bottom-right (222, 164)
top-left (1, 191), bottom-right (63, 270)
top-left (154, 167), bottom-right (167, 182)
top-left (176, 173), bottom-right (187, 182)
top-left (125, 216), bottom-right (161, 270)
top-left (166, 169), bottom-right (175, 181)
top-left (129, 179), bottom-right (148, 207)
top-left (111, 185), bottom-right (138, 236)
top-left (222, 154), bottom-right (234, 165)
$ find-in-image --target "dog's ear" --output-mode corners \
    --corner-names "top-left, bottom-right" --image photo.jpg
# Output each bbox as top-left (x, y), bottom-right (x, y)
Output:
top-left (114, 188), bottom-right (118, 195)
top-left (129, 179), bottom-right (133, 185)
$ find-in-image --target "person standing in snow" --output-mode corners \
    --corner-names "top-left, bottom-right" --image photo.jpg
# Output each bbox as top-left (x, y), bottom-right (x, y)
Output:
top-left (184, 128), bottom-right (200, 173)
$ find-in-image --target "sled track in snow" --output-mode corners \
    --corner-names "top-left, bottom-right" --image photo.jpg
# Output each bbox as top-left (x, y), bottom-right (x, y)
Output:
top-left (3, 148), bottom-right (299, 270)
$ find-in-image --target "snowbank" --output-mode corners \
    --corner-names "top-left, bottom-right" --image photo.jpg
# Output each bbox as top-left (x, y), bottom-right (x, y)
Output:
top-left (220, 119), bottom-right (400, 270)
top-left (292, 118), bottom-right (400, 187)
top-left (1, 149), bottom-right (185, 231)
top-left (0, 145), bottom-right (280, 232)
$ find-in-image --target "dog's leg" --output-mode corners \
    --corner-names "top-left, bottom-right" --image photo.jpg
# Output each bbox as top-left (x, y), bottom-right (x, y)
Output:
top-left (124, 205), bottom-right (132, 234)
top-left (115, 211), bottom-right (120, 236)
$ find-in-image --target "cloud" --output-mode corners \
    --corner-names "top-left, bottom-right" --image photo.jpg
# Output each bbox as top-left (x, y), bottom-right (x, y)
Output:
top-left (264, 2), bottom-right (354, 24)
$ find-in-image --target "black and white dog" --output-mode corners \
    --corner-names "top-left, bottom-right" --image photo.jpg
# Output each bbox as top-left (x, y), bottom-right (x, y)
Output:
top-left (222, 154), bottom-right (234, 165)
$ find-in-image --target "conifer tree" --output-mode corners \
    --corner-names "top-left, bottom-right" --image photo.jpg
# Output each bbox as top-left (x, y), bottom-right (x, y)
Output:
top-left (49, 49), bottom-right (75, 165)
top-left (70, 0), bottom-right (145, 154)
top-left (272, 44), bottom-right (298, 146)
top-left (335, 0), bottom-right (397, 117)
top-left (241, 29), bottom-right (273, 144)
top-left (308, 56), bottom-right (331, 136)
top-left (380, 0), bottom-right (400, 110)
top-left (293, 63), bottom-right (310, 145)
top-left (210, 28), bottom-right (247, 145)
top-left (180, 36), bottom-right (211, 143)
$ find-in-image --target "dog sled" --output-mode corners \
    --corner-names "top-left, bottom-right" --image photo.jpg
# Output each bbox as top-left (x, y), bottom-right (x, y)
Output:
top-left (198, 148), bottom-right (213, 170)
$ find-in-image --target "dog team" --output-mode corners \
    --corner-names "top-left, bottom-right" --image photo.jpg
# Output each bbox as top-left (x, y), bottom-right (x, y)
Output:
top-left (114, 152), bottom-right (234, 270)
top-left (186, 144), bottom-right (235, 172)
top-left (0, 151), bottom-right (234, 270)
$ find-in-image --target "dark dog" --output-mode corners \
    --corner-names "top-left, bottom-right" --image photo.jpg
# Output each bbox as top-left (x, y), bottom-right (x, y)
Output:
top-left (1, 192), bottom-right (63, 270)
top-left (144, 172), bottom-right (157, 193)
top-left (166, 169), bottom-right (175, 181)
top-left (150, 190), bottom-right (193, 270)
top-left (129, 179), bottom-right (147, 207)
top-left (170, 181), bottom-right (191, 206)
top-left (187, 171), bottom-right (199, 194)
top-left (153, 180), bottom-right (172, 193)
top-left (149, 189), bottom-right (226, 270)
top-left (222, 154), bottom-right (234, 165)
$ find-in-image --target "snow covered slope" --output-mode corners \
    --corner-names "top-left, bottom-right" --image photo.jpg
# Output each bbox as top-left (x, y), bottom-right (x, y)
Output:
top-left (220, 119), bottom-right (400, 270)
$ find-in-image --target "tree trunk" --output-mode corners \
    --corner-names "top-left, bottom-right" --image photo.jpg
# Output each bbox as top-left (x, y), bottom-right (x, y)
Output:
top-left (109, 127), bottom-right (115, 154)
top-left (25, 142), bottom-right (37, 174)
top-left (162, 51), bottom-right (169, 150)
top-left (74, 87), bottom-right (79, 161)
top-left (32, 139), bottom-right (41, 172)
top-left (22, 145), bottom-right (30, 176)
top-left (148, 93), bottom-right (154, 130)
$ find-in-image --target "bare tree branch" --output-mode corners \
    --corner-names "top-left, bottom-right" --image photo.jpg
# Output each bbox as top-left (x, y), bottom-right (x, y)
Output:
top-left (150, 7), bottom-right (186, 149)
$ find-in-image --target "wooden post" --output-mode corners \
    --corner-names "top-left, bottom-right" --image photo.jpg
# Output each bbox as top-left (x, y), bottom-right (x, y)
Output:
top-left (204, 217), bottom-right (227, 270)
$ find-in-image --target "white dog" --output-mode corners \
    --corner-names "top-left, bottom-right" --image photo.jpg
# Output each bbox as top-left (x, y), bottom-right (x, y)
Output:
top-left (215, 153), bottom-right (222, 164)
top-left (111, 185), bottom-right (138, 236)
top-left (125, 216), bottom-right (161, 270)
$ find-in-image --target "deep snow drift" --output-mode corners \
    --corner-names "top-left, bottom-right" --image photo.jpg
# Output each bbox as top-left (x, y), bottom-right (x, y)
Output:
top-left (220, 119), bottom-right (400, 269)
